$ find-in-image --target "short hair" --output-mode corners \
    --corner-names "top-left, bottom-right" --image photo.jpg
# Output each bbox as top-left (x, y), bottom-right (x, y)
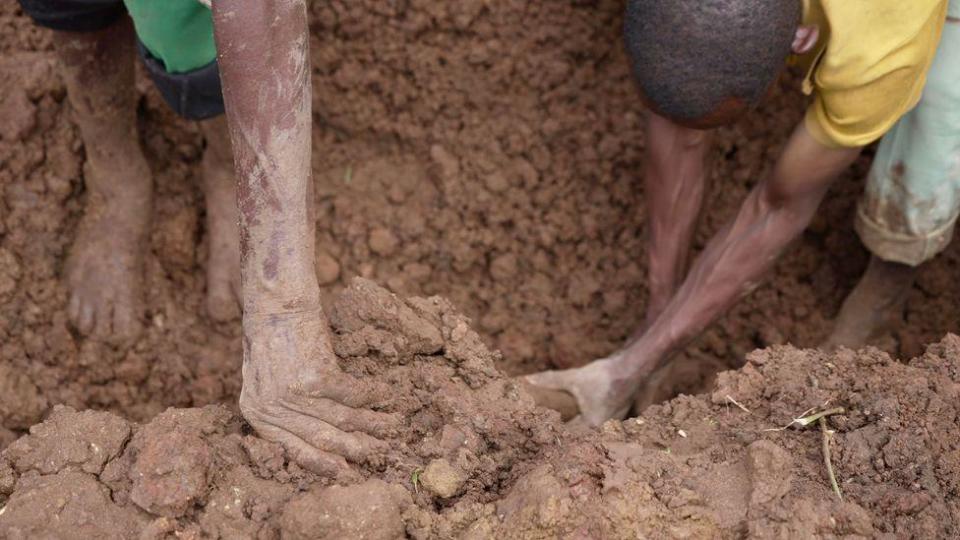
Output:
top-left (624, 0), bottom-right (800, 128)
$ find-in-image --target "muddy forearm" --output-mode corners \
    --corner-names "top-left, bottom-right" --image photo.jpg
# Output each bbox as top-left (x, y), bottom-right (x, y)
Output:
top-left (620, 124), bottom-right (861, 383)
top-left (212, 0), bottom-right (319, 315)
top-left (642, 113), bottom-right (711, 326)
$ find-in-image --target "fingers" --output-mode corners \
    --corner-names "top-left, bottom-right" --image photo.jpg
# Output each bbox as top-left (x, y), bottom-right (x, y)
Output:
top-left (250, 419), bottom-right (358, 480)
top-left (304, 370), bottom-right (394, 410)
top-left (519, 379), bottom-right (580, 421)
top-left (93, 302), bottom-right (112, 338)
top-left (285, 394), bottom-right (401, 439)
top-left (112, 301), bottom-right (142, 345)
top-left (243, 400), bottom-right (389, 466)
top-left (524, 370), bottom-right (571, 391)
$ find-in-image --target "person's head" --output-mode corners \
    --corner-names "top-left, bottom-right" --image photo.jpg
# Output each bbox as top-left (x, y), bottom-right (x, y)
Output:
top-left (624, 0), bottom-right (803, 129)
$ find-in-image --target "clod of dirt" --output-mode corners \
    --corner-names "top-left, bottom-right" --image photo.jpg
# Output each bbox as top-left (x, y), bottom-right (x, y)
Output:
top-left (4, 405), bottom-right (128, 475)
top-left (124, 407), bottom-right (236, 518)
top-left (0, 471), bottom-right (148, 539)
top-left (745, 439), bottom-right (794, 506)
top-left (280, 479), bottom-right (410, 540)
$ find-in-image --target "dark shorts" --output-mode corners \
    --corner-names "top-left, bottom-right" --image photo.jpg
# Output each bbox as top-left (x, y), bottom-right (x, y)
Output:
top-left (18, 0), bottom-right (224, 120)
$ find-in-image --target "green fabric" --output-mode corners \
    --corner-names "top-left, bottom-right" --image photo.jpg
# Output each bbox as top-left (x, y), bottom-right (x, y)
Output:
top-left (123, 0), bottom-right (216, 74)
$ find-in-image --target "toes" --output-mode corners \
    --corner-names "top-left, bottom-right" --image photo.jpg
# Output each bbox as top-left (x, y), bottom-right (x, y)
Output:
top-left (305, 371), bottom-right (393, 410)
top-left (112, 301), bottom-right (143, 345)
top-left (253, 405), bottom-right (386, 464)
top-left (67, 294), bottom-right (81, 326)
top-left (93, 302), bottom-right (113, 339)
top-left (76, 300), bottom-right (95, 335)
top-left (294, 415), bottom-right (385, 463)
top-left (207, 289), bottom-right (241, 322)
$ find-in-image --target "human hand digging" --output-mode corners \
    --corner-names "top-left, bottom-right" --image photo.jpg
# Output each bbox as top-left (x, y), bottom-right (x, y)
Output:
top-left (212, 0), bottom-right (398, 476)
top-left (523, 351), bottom-right (657, 427)
top-left (240, 311), bottom-right (400, 477)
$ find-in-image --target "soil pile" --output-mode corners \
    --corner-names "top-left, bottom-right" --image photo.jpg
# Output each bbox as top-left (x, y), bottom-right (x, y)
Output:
top-left (0, 279), bottom-right (562, 539)
top-left (1, 280), bottom-right (958, 538)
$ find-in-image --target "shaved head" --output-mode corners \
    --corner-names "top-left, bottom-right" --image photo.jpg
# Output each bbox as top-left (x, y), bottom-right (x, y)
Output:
top-left (625, 0), bottom-right (801, 128)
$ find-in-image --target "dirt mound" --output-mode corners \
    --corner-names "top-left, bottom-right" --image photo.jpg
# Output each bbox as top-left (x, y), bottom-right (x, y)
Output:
top-left (0, 280), bottom-right (561, 538)
top-left (483, 339), bottom-right (960, 539)
top-left (1, 280), bottom-right (958, 538)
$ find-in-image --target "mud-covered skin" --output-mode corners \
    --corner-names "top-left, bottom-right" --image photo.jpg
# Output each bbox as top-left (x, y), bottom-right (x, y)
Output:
top-left (54, 19), bottom-right (241, 340)
top-left (198, 117), bottom-right (241, 322)
top-left (824, 255), bottom-right (919, 350)
top-left (56, 19), bottom-right (150, 343)
top-left (624, 0), bottom-right (801, 128)
top-left (213, 0), bottom-right (399, 475)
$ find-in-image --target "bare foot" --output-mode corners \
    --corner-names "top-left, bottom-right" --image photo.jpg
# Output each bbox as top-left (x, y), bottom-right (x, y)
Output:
top-left (822, 256), bottom-right (918, 351)
top-left (67, 164), bottom-right (150, 343)
top-left (54, 18), bottom-right (150, 343)
top-left (240, 309), bottom-right (401, 478)
top-left (199, 117), bottom-right (241, 322)
top-left (523, 353), bottom-right (637, 427)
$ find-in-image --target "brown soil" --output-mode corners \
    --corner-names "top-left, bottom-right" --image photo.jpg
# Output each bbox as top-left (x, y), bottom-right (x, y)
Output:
top-left (2, 279), bottom-right (959, 538)
top-left (2, 1), bottom-right (960, 538)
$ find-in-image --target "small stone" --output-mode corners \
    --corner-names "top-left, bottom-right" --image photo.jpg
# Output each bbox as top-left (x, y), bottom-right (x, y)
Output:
top-left (420, 458), bottom-right (466, 499)
top-left (369, 227), bottom-right (399, 256)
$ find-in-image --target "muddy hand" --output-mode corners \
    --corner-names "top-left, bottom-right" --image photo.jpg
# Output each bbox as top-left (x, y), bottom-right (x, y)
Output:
top-left (523, 353), bottom-right (636, 427)
top-left (240, 310), bottom-right (401, 478)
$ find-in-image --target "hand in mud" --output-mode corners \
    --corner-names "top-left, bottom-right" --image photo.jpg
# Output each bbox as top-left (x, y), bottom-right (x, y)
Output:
top-left (239, 310), bottom-right (401, 478)
top-left (523, 352), bottom-right (640, 427)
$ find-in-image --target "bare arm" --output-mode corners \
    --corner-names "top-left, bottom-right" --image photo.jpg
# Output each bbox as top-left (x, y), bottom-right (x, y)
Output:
top-left (619, 122), bottom-right (861, 385)
top-left (212, 0), bottom-right (398, 477)
top-left (639, 112), bottom-right (712, 332)
top-left (213, 0), bottom-right (317, 314)
top-left (528, 122), bottom-right (861, 425)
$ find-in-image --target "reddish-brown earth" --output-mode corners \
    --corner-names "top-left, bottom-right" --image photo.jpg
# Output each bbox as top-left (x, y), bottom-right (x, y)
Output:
top-left (2, 1), bottom-right (960, 538)
top-left (1, 279), bottom-right (959, 538)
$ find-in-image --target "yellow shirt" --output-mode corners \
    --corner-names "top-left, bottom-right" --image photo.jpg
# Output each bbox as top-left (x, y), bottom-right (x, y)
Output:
top-left (800, 0), bottom-right (948, 148)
